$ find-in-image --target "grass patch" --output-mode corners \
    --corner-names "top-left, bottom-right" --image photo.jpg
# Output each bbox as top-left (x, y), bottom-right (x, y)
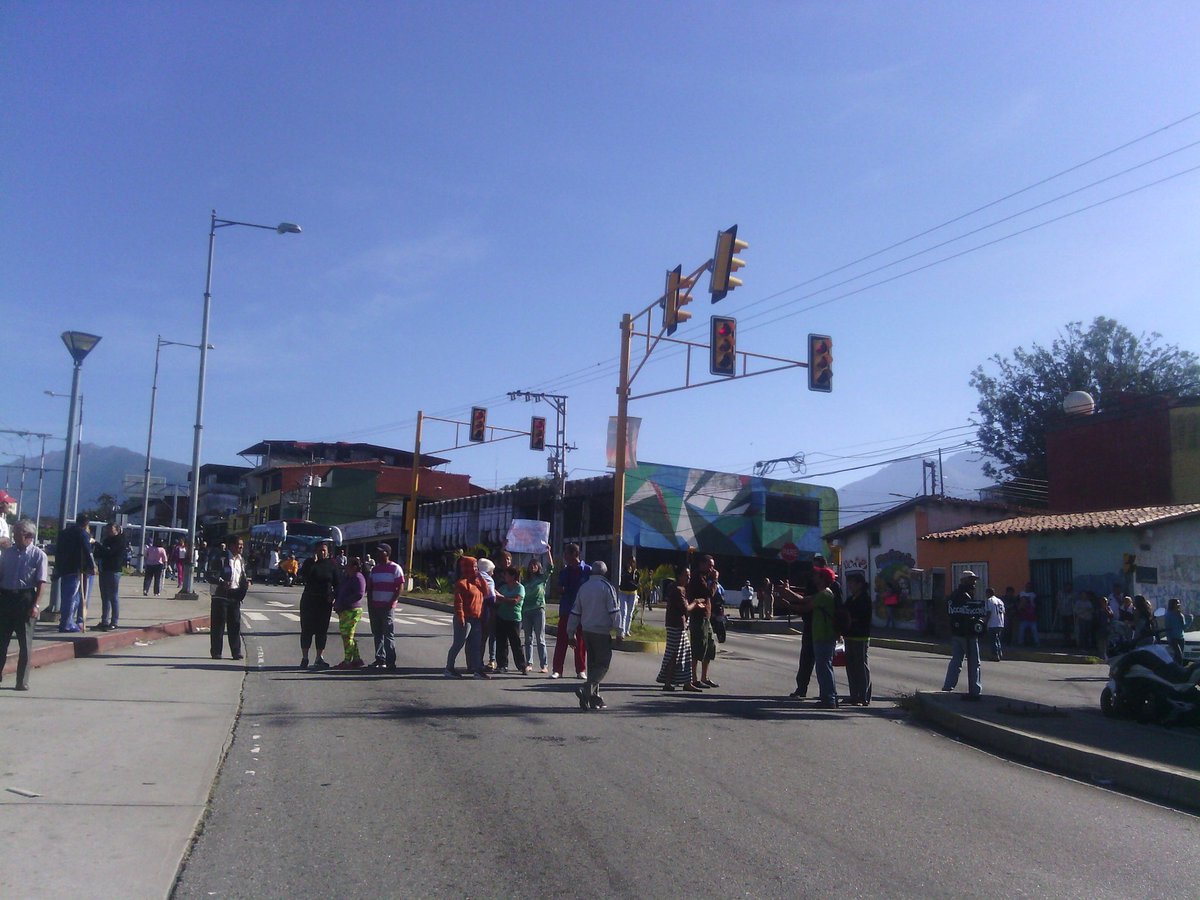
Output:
top-left (546, 611), bottom-right (665, 642)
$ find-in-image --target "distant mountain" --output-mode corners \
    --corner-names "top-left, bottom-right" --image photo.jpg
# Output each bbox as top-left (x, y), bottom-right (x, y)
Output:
top-left (1, 443), bottom-right (191, 518)
top-left (833, 450), bottom-right (994, 528)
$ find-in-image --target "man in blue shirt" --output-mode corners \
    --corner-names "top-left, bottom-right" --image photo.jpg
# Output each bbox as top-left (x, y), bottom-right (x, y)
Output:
top-left (551, 542), bottom-right (591, 680)
top-left (0, 520), bottom-right (50, 690)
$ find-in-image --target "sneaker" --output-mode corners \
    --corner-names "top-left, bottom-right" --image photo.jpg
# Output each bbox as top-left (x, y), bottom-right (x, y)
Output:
top-left (663, 683), bottom-right (677, 692)
top-left (474, 671), bottom-right (491, 679)
top-left (443, 669), bottom-right (460, 679)
top-left (299, 658), bottom-right (310, 669)
top-left (539, 666), bottom-right (548, 674)
top-left (95, 623), bottom-right (110, 631)
top-left (577, 670), bottom-right (587, 680)
top-left (499, 667), bottom-right (510, 673)
top-left (366, 661), bottom-right (385, 670)
top-left (589, 695), bottom-right (608, 710)
top-left (550, 672), bottom-right (561, 679)
top-left (575, 687), bottom-right (590, 710)
top-left (788, 690), bottom-right (807, 699)
top-left (312, 659), bottom-right (331, 671)
top-left (522, 666), bottom-right (533, 675)
top-left (701, 680), bottom-right (719, 688)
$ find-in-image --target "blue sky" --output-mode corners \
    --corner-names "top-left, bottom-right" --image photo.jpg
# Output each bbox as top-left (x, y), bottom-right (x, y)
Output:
top-left (4, 1), bottom-right (1199, 516)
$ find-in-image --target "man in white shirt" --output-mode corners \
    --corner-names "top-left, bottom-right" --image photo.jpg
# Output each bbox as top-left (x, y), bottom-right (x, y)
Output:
top-left (0, 491), bottom-right (15, 549)
top-left (211, 537), bottom-right (250, 660)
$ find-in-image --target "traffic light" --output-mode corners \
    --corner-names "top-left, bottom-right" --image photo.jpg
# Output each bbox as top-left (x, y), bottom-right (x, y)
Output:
top-left (808, 334), bottom-right (832, 392)
top-left (469, 406), bottom-right (487, 442)
top-left (710, 315), bottom-right (737, 376)
top-left (709, 224), bottom-right (748, 303)
top-left (530, 416), bottom-right (547, 451)
top-left (663, 265), bottom-right (694, 335)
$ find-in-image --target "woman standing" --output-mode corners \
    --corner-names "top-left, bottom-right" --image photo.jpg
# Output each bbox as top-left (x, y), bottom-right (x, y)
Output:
top-left (521, 549), bottom-right (553, 673)
top-left (333, 557), bottom-right (366, 669)
top-left (656, 569), bottom-right (699, 692)
top-left (446, 556), bottom-right (486, 678)
top-left (143, 539), bottom-right (168, 596)
top-left (617, 560), bottom-right (639, 638)
top-left (298, 542), bottom-right (339, 670)
top-left (494, 566), bottom-right (531, 673)
top-left (94, 523), bottom-right (127, 630)
top-left (169, 538), bottom-right (188, 584)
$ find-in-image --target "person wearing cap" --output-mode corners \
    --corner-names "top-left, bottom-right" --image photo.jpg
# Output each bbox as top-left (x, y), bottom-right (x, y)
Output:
top-left (0, 519), bottom-right (48, 690)
top-left (365, 542), bottom-right (405, 671)
top-left (567, 560), bottom-right (621, 709)
top-left (942, 571), bottom-right (985, 700)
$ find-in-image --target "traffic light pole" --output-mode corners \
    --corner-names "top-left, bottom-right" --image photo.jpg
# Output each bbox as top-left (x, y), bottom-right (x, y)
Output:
top-left (403, 409), bottom-right (424, 587)
top-left (612, 313), bottom-right (633, 577)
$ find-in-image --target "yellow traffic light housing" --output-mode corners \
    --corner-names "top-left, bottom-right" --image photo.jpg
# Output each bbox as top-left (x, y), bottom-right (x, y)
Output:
top-left (469, 406), bottom-right (487, 442)
top-left (808, 334), bottom-right (832, 392)
top-left (664, 265), bottom-right (694, 335)
top-left (710, 316), bottom-right (737, 376)
top-left (709, 225), bottom-right (748, 303)
top-left (530, 416), bottom-right (547, 451)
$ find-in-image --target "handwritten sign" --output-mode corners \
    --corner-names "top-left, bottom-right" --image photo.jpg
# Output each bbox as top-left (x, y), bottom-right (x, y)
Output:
top-left (505, 519), bottom-right (551, 554)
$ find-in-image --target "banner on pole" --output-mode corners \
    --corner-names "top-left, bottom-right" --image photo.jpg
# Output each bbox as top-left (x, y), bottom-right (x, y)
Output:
top-left (605, 416), bottom-right (642, 468)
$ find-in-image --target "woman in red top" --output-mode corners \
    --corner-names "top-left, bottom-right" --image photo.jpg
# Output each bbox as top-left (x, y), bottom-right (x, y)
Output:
top-left (445, 556), bottom-right (487, 678)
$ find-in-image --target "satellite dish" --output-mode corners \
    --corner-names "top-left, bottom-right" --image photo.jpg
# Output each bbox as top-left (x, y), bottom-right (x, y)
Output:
top-left (1062, 391), bottom-right (1095, 416)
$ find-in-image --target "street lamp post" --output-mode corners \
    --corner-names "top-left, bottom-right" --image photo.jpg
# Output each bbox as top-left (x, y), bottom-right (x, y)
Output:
top-left (45, 390), bottom-right (83, 519)
top-left (51, 331), bottom-right (101, 613)
top-left (139, 336), bottom-right (212, 571)
top-left (180, 211), bottom-right (300, 599)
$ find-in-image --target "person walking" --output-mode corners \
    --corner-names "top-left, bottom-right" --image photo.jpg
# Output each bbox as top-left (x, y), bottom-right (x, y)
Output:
top-left (298, 542), bottom-right (339, 670)
top-left (446, 556), bottom-right (486, 678)
top-left (169, 538), bottom-right (189, 586)
top-left (494, 566), bottom-right (531, 673)
top-left (0, 520), bottom-right (48, 691)
top-left (93, 522), bottom-right (127, 630)
top-left (567, 560), bottom-right (621, 710)
top-left (617, 559), bottom-right (639, 638)
top-left (551, 543), bottom-right (590, 680)
top-left (521, 549), bottom-right (553, 673)
top-left (365, 543), bottom-right (404, 671)
top-left (984, 586), bottom-right (1006, 662)
top-left (210, 536), bottom-right (250, 660)
top-left (143, 538), bottom-right (168, 597)
top-left (333, 557), bottom-right (366, 669)
top-left (844, 572), bottom-right (872, 706)
top-left (55, 512), bottom-right (95, 632)
top-left (943, 571), bottom-right (985, 700)
top-left (656, 568), bottom-right (699, 692)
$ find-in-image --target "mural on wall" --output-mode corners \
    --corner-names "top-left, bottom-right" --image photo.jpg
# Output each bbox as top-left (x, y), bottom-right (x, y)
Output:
top-left (623, 462), bottom-right (836, 558)
top-left (874, 549), bottom-right (915, 625)
top-left (1135, 553), bottom-right (1200, 614)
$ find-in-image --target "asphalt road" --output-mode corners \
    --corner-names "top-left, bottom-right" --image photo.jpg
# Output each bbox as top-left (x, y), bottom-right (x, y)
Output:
top-left (172, 586), bottom-right (1196, 899)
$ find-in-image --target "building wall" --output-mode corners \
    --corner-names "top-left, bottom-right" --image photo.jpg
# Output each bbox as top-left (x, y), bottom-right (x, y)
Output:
top-left (1171, 406), bottom-right (1200, 504)
top-left (1027, 531), bottom-right (1129, 600)
top-left (1126, 518), bottom-right (1200, 616)
top-left (919, 536), bottom-right (1031, 599)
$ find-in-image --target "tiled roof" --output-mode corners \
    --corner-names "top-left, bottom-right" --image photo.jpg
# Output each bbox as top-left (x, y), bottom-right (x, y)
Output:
top-left (922, 503), bottom-right (1200, 540)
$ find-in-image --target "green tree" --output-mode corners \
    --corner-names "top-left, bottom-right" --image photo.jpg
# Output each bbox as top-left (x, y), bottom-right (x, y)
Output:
top-left (970, 317), bottom-right (1200, 482)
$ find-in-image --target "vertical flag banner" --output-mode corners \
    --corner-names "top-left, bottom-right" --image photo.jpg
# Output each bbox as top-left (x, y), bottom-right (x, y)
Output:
top-left (606, 416), bottom-right (642, 468)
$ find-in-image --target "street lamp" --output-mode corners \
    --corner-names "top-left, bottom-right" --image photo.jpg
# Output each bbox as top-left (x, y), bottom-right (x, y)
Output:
top-left (139, 336), bottom-right (213, 571)
top-left (51, 331), bottom-right (100, 612)
top-left (180, 211), bottom-right (300, 598)
top-left (45, 390), bottom-right (84, 519)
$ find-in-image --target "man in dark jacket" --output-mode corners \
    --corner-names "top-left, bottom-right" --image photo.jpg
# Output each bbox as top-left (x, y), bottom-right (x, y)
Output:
top-left (55, 513), bottom-right (96, 633)
top-left (211, 536), bottom-right (250, 660)
top-left (844, 571), bottom-right (872, 706)
top-left (942, 571), bottom-right (985, 700)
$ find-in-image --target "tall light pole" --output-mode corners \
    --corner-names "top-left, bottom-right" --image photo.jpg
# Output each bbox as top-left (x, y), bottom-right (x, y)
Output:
top-left (52, 331), bottom-right (101, 612)
top-left (180, 211), bottom-right (301, 599)
top-left (45, 390), bottom-right (84, 518)
top-left (139, 336), bottom-right (212, 570)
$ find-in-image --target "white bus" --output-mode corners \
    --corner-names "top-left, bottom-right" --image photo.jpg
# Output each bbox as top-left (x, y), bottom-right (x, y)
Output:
top-left (247, 519), bottom-right (344, 579)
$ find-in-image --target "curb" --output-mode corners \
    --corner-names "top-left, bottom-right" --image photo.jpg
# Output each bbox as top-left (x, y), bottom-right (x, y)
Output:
top-left (6, 616), bottom-right (213, 675)
top-left (614, 640), bottom-right (665, 654)
top-left (873, 637), bottom-right (1098, 665)
top-left (912, 691), bottom-right (1200, 814)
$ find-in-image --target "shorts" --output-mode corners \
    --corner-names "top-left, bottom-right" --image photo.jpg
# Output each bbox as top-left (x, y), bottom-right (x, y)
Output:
top-left (689, 617), bottom-right (716, 662)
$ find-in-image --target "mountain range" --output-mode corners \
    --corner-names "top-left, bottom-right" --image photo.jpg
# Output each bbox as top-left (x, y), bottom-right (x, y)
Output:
top-left (831, 449), bottom-right (994, 526)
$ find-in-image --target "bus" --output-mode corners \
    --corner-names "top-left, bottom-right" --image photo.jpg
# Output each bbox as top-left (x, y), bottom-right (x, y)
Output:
top-left (247, 519), bottom-right (344, 579)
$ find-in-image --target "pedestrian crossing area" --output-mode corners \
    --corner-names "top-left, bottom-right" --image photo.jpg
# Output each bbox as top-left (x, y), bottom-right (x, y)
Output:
top-left (238, 606), bottom-right (453, 628)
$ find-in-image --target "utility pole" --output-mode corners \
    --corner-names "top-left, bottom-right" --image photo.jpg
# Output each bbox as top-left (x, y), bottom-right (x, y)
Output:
top-left (508, 390), bottom-right (573, 555)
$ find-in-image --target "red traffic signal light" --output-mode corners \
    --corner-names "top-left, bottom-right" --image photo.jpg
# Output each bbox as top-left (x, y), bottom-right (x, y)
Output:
top-left (664, 265), bottom-right (694, 335)
top-left (530, 416), bottom-right (547, 451)
top-left (808, 334), bottom-right (832, 392)
top-left (469, 406), bottom-right (487, 442)
top-left (709, 225), bottom-right (748, 303)
top-left (710, 316), bottom-right (737, 376)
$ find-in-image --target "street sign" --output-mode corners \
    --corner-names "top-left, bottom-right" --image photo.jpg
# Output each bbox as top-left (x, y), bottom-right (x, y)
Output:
top-left (780, 542), bottom-right (800, 563)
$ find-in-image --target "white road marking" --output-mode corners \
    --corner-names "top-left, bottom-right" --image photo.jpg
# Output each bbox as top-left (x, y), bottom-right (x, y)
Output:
top-left (266, 600), bottom-right (292, 608)
top-left (280, 612), bottom-right (300, 621)
top-left (403, 615), bottom-right (451, 626)
top-left (244, 611), bottom-right (269, 622)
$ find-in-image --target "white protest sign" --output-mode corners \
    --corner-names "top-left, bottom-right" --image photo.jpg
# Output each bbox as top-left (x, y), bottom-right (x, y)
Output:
top-left (505, 519), bottom-right (550, 554)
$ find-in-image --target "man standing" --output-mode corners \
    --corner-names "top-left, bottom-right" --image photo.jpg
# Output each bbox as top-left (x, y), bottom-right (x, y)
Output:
top-left (0, 520), bottom-right (48, 690)
top-left (567, 560), bottom-right (621, 710)
top-left (211, 536), bottom-right (250, 660)
top-left (985, 587), bottom-right (1006, 662)
top-left (55, 512), bottom-right (95, 633)
top-left (943, 571), bottom-right (985, 700)
top-left (688, 554), bottom-right (720, 689)
top-left (365, 543), bottom-right (404, 670)
top-left (844, 572), bottom-right (872, 706)
top-left (551, 543), bottom-right (590, 680)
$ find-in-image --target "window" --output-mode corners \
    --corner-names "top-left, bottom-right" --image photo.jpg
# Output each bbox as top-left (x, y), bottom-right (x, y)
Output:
top-left (764, 494), bottom-right (820, 527)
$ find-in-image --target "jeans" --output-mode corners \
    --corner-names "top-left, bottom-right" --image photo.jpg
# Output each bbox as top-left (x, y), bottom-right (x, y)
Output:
top-left (58, 573), bottom-right (82, 631)
top-left (814, 639), bottom-right (837, 703)
top-left (523, 606), bottom-right (547, 668)
top-left (794, 624), bottom-right (814, 694)
top-left (0, 588), bottom-right (36, 688)
top-left (943, 635), bottom-right (981, 696)
top-left (618, 591), bottom-right (637, 636)
top-left (368, 604), bottom-right (396, 666)
top-left (446, 617), bottom-right (482, 673)
top-left (99, 570), bottom-right (121, 626)
top-left (1017, 621), bottom-right (1039, 647)
top-left (987, 627), bottom-right (1003, 659)
top-left (845, 638), bottom-right (871, 704)
top-left (582, 630), bottom-right (613, 699)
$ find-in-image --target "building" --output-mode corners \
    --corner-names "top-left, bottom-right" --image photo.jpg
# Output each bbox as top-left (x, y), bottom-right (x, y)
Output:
top-left (920, 503), bottom-right (1200, 630)
top-left (414, 461), bottom-right (837, 587)
top-left (824, 496), bottom-right (1017, 631)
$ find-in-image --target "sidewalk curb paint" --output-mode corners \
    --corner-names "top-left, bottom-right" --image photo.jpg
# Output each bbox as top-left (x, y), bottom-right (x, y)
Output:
top-left (912, 691), bottom-right (1200, 814)
top-left (5, 616), bottom-right (214, 675)
top-left (613, 640), bottom-right (665, 654)
top-left (873, 638), bottom-right (1097, 666)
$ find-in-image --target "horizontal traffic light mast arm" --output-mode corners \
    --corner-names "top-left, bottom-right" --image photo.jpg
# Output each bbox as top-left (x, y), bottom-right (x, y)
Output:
top-left (628, 360), bottom-right (806, 402)
top-left (421, 413), bottom-right (535, 454)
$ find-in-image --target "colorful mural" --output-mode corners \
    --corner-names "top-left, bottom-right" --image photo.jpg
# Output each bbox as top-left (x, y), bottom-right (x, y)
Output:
top-left (874, 548), bottom-right (915, 623)
top-left (623, 462), bottom-right (837, 558)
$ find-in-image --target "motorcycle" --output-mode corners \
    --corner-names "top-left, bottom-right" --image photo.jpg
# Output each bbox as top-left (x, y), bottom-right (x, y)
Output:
top-left (1101, 624), bottom-right (1200, 726)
